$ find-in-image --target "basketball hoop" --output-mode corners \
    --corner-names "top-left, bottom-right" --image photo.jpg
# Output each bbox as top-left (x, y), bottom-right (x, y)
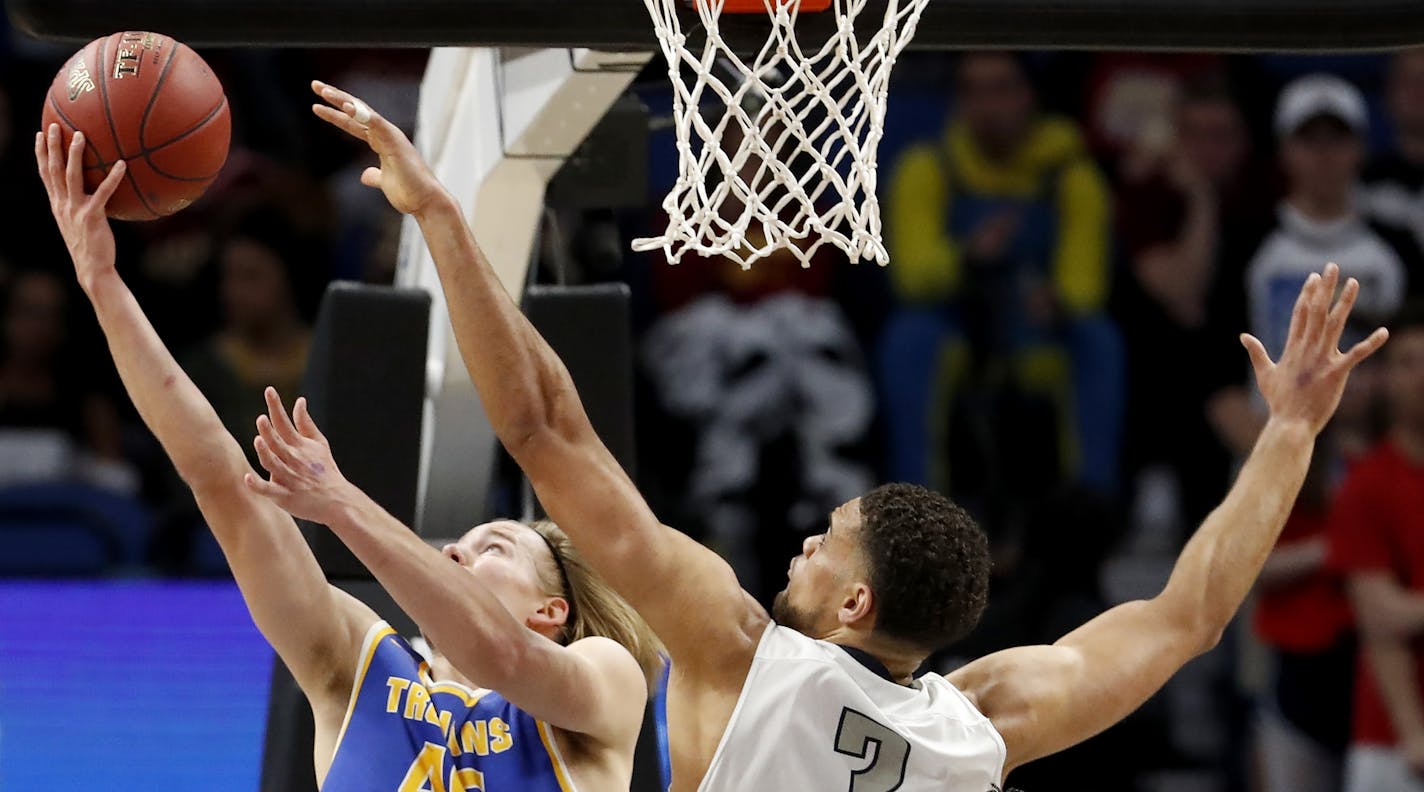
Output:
top-left (634, 0), bottom-right (930, 268)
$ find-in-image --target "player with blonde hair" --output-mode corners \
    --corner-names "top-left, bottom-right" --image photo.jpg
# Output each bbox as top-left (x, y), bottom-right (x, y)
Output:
top-left (36, 122), bottom-right (658, 792)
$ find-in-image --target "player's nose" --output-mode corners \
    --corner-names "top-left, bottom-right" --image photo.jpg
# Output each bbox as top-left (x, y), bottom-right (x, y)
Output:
top-left (803, 534), bottom-right (823, 556)
top-left (443, 544), bottom-right (467, 566)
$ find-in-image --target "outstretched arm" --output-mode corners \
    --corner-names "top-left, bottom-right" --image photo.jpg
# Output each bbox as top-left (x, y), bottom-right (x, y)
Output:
top-left (35, 125), bottom-right (373, 703)
top-left (950, 264), bottom-right (1388, 776)
top-left (245, 388), bottom-right (647, 742)
top-left (307, 83), bottom-right (766, 677)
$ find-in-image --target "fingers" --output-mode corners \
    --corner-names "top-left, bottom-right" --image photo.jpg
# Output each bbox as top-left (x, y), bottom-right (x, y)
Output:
top-left (263, 386), bottom-right (303, 445)
top-left (313, 81), bottom-right (383, 128)
top-left (312, 103), bottom-right (369, 142)
top-left (311, 80), bottom-right (389, 136)
top-left (45, 124), bottom-right (67, 204)
top-left (292, 397), bottom-right (326, 443)
top-left (253, 432), bottom-right (299, 482)
top-left (1343, 327), bottom-right (1390, 368)
top-left (243, 471), bottom-right (291, 501)
top-left (311, 79), bottom-right (358, 111)
top-left (243, 470), bottom-right (284, 495)
top-left (1241, 333), bottom-right (1273, 377)
top-left (65, 131), bottom-right (85, 198)
top-left (359, 167), bottom-right (383, 189)
top-left (92, 160), bottom-right (126, 207)
top-left (1326, 275), bottom-right (1361, 344)
top-left (349, 99), bottom-right (373, 127)
top-left (1306, 263), bottom-right (1339, 344)
top-left (256, 413), bottom-right (300, 465)
top-left (1286, 273), bottom-right (1320, 352)
top-left (34, 131), bottom-right (52, 195)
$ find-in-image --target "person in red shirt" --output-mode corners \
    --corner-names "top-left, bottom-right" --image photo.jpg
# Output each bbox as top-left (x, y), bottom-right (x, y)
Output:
top-left (1332, 302), bottom-right (1424, 792)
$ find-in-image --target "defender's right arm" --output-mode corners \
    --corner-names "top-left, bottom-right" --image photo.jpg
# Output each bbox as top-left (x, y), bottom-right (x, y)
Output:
top-left (36, 126), bottom-right (373, 701)
top-left (308, 83), bottom-right (767, 677)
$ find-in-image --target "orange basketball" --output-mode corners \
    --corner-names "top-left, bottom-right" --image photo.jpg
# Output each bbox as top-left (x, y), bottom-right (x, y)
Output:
top-left (41, 31), bottom-right (230, 221)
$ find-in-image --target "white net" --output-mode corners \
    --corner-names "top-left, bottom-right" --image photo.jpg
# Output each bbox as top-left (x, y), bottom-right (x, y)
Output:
top-left (634, 0), bottom-right (930, 268)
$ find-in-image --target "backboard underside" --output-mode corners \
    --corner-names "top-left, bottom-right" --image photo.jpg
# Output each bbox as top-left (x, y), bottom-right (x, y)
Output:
top-left (12, 0), bottom-right (1424, 52)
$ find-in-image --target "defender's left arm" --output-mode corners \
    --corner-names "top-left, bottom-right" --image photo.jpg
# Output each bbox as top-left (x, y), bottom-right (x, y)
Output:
top-left (951, 264), bottom-right (1386, 775)
top-left (246, 389), bottom-right (646, 744)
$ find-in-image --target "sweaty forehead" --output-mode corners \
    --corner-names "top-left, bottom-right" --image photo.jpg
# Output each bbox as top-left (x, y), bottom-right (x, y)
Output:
top-left (461, 520), bottom-right (534, 549)
top-left (829, 499), bottom-right (863, 537)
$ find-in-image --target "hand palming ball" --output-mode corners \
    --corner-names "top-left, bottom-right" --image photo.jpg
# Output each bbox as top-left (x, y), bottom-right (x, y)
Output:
top-left (42, 31), bottom-right (230, 220)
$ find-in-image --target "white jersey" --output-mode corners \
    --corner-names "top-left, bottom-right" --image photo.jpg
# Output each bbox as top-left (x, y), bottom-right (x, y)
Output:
top-left (698, 623), bottom-right (1007, 792)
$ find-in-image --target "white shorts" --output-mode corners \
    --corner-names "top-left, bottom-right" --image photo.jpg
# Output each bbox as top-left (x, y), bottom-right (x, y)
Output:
top-left (1345, 745), bottom-right (1424, 792)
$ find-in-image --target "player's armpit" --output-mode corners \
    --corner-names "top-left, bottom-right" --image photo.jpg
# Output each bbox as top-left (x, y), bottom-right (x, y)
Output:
top-left (950, 597), bottom-right (1205, 777)
top-left (513, 425), bottom-right (768, 682)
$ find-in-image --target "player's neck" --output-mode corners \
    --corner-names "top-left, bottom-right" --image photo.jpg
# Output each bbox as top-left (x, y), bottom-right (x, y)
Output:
top-left (825, 629), bottom-right (922, 685)
top-left (428, 652), bottom-right (477, 689)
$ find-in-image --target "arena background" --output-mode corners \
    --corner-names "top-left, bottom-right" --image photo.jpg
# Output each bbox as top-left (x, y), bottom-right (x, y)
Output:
top-left (2, 2), bottom-right (1424, 790)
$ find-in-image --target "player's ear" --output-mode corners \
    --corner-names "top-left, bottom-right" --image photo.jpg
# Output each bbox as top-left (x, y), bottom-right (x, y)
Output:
top-left (529, 597), bottom-right (571, 637)
top-left (838, 582), bottom-right (874, 628)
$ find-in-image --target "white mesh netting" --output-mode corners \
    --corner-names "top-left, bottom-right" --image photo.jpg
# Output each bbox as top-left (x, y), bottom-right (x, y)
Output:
top-left (634, 0), bottom-right (930, 268)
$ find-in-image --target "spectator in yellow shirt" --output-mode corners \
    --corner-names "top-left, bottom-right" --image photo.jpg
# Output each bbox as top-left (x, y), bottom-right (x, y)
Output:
top-left (878, 52), bottom-right (1122, 500)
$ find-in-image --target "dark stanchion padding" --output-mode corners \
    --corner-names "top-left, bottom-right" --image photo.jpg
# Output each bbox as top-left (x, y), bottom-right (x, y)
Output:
top-left (523, 283), bottom-right (637, 479)
top-left (298, 282), bottom-right (431, 580)
top-left (11, 0), bottom-right (1424, 51)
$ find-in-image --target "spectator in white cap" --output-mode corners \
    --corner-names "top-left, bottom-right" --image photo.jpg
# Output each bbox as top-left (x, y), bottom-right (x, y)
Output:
top-left (1245, 73), bottom-right (1419, 364)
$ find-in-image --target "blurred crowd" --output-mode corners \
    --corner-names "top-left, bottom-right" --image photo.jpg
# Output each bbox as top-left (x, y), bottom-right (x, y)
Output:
top-left (6, 13), bottom-right (1424, 791)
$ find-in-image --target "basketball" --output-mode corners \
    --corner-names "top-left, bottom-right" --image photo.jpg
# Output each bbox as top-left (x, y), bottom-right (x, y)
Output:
top-left (41, 31), bottom-right (230, 221)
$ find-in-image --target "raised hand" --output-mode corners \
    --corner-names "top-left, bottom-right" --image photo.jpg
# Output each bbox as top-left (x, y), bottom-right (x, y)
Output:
top-left (310, 80), bottom-right (445, 217)
top-left (1241, 262), bottom-right (1390, 435)
top-left (245, 386), bottom-right (356, 527)
top-left (34, 124), bottom-right (127, 290)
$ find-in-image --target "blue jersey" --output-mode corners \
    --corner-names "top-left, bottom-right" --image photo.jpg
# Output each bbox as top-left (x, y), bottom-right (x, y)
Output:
top-left (322, 622), bottom-right (578, 792)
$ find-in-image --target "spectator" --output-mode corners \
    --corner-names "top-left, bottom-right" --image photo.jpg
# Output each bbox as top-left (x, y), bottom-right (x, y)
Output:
top-left (1214, 75), bottom-right (1423, 458)
top-left (1332, 303), bottom-right (1424, 792)
top-left (1080, 52), bottom-right (1225, 168)
top-left (1364, 49), bottom-right (1424, 250)
top-left (1115, 78), bottom-right (1268, 530)
top-left (1248, 75), bottom-right (1419, 361)
top-left (0, 269), bottom-right (125, 485)
top-left (181, 209), bottom-right (312, 469)
top-left (879, 52), bottom-right (1122, 505)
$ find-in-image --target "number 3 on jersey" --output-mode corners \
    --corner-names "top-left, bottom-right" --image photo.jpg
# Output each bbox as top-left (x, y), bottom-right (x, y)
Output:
top-left (834, 707), bottom-right (910, 791)
top-left (400, 742), bottom-right (486, 792)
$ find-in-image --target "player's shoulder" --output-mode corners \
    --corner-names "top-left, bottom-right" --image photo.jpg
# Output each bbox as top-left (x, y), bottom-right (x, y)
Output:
top-left (566, 636), bottom-right (648, 694)
top-left (567, 635), bottom-right (639, 669)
